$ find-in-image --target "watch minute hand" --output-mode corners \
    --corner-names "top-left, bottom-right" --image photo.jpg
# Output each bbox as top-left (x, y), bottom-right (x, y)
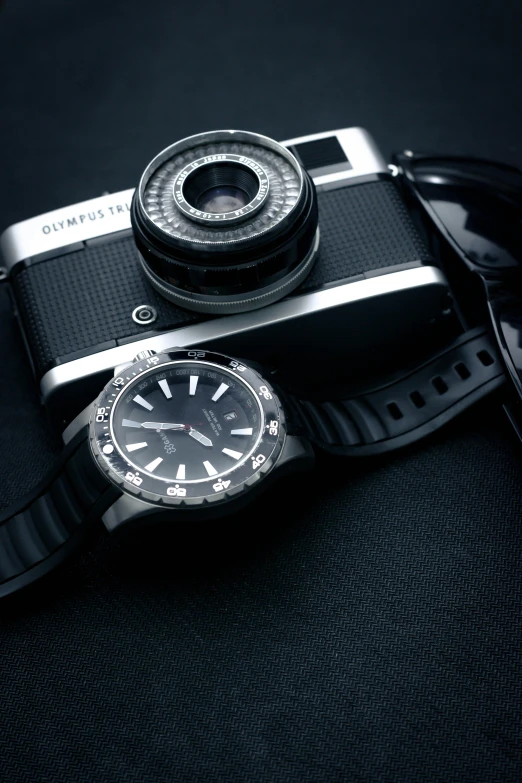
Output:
top-left (140, 422), bottom-right (186, 430)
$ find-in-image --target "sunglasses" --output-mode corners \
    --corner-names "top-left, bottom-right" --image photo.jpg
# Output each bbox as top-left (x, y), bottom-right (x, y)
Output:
top-left (393, 149), bottom-right (522, 439)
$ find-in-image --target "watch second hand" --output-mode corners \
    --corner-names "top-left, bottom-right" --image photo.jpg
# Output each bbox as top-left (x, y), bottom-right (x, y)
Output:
top-left (140, 421), bottom-right (213, 447)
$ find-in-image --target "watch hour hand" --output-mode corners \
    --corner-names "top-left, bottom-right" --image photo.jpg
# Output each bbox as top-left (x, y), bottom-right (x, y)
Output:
top-left (187, 429), bottom-right (213, 447)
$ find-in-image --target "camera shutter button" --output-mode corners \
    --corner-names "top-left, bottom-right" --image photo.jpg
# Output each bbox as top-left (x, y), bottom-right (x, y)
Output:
top-left (133, 349), bottom-right (157, 362)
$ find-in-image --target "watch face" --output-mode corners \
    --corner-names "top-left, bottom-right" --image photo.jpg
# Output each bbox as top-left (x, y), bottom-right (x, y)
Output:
top-left (90, 349), bottom-right (285, 507)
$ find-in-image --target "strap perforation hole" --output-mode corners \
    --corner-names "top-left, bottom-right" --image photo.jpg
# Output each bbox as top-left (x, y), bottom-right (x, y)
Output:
top-left (432, 376), bottom-right (448, 395)
top-left (410, 391), bottom-right (425, 408)
top-left (477, 349), bottom-right (494, 366)
top-left (454, 362), bottom-right (471, 380)
top-left (387, 402), bottom-right (403, 420)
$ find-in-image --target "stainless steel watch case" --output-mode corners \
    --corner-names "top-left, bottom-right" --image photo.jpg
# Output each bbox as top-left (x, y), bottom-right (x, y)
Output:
top-left (100, 431), bottom-right (313, 533)
top-left (76, 348), bottom-right (314, 532)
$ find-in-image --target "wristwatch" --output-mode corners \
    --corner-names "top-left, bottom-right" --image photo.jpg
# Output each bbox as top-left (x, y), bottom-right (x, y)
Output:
top-left (0, 327), bottom-right (505, 598)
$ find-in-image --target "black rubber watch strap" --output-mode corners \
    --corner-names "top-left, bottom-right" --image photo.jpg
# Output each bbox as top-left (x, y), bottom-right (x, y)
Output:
top-left (0, 427), bottom-right (118, 598)
top-left (282, 326), bottom-right (505, 456)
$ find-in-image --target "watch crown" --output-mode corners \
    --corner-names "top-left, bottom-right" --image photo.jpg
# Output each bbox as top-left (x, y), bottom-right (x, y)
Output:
top-left (133, 349), bottom-right (157, 362)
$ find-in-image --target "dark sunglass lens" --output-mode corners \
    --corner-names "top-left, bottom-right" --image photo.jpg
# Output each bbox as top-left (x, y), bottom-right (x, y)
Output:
top-left (412, 159), bottom-right (522, 271)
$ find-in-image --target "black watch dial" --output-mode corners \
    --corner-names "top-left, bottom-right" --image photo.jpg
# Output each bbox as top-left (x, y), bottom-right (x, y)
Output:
top-left (112, 362), bottom-right (261, 483)
top-left (90, 349), bottom-right (285, 507)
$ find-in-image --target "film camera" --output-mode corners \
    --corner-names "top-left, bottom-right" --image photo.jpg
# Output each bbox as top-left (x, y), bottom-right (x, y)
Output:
top-left (1, 128), bottom-right (456, 428)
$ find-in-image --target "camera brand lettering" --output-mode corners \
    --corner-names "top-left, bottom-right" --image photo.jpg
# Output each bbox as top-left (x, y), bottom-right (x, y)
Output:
top-left (41, 201), bottom-right (131, 235)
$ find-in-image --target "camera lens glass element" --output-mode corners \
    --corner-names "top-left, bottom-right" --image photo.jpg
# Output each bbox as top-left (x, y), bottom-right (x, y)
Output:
top-left (197, 185), bottom-right (249, 213)
top-left (131, 130), bottom-right (319, 314)
top-left (175, 157), bottom-right (269, 225)
top-left (183, 162), bottom-right (259, 212)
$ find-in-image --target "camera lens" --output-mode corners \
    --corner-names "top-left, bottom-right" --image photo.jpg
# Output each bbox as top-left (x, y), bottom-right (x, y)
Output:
top-left (131, 130), bottom-right (319, 314)
top-left (197, 185), bottom-right (249, 213)
top-left (183, 161), bottom-right (260, 216)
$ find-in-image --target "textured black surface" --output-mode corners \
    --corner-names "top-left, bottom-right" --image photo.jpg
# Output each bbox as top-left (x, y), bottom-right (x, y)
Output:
top-left (0, 286), bottom-right (61, 508)
top-left (1, 384), bottom-right (521, 783)
top-left (12, 180), bottom-right (430, 377)
top-left (1, 1), bottom-right (522, 781)
top-left (12, 236), bottom-right (204, 375)
top-left (0, 432), bottom-right (113, 594)
top-left (300, 180), bottom-right (430, 292)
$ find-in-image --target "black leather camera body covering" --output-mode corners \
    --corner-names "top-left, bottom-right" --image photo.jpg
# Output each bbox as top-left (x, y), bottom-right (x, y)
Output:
top-left (1, 128), bottom-right (455, 428)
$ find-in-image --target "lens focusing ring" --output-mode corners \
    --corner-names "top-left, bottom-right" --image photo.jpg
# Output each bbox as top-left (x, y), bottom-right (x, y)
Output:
top-left (131, 130), bottom-right (319, 313)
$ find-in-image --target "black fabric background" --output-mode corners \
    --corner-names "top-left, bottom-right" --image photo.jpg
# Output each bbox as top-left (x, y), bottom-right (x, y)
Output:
top-left (1, 2), bottom-right (522, 781)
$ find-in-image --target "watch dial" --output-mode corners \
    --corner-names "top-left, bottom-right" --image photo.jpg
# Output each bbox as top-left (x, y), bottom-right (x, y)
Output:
top-left (111, 362), bottom-right (262, 483)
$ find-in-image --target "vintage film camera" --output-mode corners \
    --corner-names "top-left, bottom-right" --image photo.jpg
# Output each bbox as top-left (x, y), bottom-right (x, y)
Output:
top-left (1, 128), bottom-right (456, 428)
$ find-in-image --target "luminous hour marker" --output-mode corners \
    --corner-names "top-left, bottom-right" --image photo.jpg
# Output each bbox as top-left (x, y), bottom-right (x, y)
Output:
top-left (158, 379), bottom-right (172, 399)
top-left (126, 442), bottom-right (148, 452)
top-left (144, 457), bottom-right (163, 473)
top-left (122, 419), bottom-right (141, 428)
top-left (203, 461), bottom-right (218, 476)
top-left (189, 376), bottom-right (198, 396)
top-left (231, 428), bottom-right (253, 436)
top-left (211, 383), bottom-right (229, 402)
top-left (134, 394), bottom-right (153, 411)
top-left (222, 448), bottom-right (243, 460)
top-left (176, 464), bottom-right (186, 480)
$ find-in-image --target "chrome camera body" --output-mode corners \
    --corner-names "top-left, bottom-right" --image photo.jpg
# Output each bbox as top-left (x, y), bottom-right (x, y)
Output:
top-left (1, 128), bottom-right (455, 429)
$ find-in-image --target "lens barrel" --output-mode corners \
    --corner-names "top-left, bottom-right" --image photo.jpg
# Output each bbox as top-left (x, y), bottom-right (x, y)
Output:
top-left (131, 130), bottom-right (319, 313)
